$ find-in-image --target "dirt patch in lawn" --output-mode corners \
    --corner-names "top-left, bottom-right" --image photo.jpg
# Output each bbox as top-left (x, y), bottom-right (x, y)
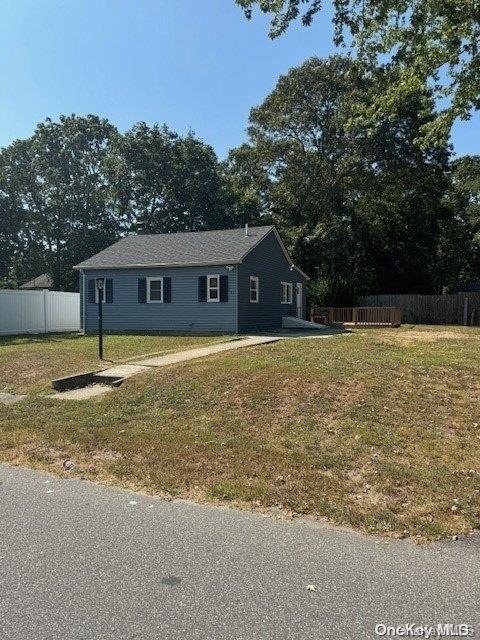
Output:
top-left (372, 325), bottom-right (480, 346)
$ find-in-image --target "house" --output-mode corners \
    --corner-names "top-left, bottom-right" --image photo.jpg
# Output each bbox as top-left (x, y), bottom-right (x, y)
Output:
top-left (19, 273), bottom-right (53, 290)
top-left (73, 225), bottom-right (309, 334)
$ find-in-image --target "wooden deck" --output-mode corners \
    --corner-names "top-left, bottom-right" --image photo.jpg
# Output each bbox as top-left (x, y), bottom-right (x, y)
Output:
top-left (311, 307), bottom-right (401, 327)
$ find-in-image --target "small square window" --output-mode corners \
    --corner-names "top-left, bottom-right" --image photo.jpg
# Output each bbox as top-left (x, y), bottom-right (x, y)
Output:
top-left (250, 276), bottom-right (259, 303)
top-left (207, 274), bottom-right (220, 302)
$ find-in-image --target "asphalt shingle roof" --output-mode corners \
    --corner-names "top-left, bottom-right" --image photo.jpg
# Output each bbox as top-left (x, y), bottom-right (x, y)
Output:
top-left (20, 273), bottom-right (53, 289)
top-left (74, 226), bottom-right (275, 270)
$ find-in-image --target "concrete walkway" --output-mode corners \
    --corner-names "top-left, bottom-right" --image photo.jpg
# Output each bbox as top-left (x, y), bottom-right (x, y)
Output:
top-left (49, 336), bottom-right (280, 400)
top-left (132, 335), bottom-right (279, 367)
top-left (94, 363), bottom-right (151, 380)
top-left (0, 392), bottom-right (26, 405)
top-left (49, 332), bottom-right (341, 400)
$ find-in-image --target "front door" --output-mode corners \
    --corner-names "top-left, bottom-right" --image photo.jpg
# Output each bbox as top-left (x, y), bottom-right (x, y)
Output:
top-left (296, 283), bottom-right (303, 318)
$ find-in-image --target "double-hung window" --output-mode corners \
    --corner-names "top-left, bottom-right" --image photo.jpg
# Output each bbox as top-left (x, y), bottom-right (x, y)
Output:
top-left (147, 277), bottom-right (163, 303)
top-left (207, 274), bottom-right (220, 302)
top-left (281, 281), bottom-right (292, 304)
top-left (250, 276), bottom-right (259, 303)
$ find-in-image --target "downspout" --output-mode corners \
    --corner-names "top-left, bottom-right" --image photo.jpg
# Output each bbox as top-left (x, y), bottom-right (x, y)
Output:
top-left (234, 264), bottom-right (239, 334)
top-left (81, 270), bottom-right (85, 333)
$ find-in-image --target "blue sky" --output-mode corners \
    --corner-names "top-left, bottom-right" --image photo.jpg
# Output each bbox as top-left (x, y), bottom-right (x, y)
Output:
top-left (1, 0), bottom-right (478, 159)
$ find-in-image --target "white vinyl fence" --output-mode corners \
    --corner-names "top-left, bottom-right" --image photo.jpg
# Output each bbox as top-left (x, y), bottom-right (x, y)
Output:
top-left (0, 290), bottom-right (80, 335)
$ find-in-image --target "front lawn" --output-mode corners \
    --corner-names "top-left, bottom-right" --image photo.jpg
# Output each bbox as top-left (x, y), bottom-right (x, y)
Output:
top-left (1, 325), bottom-right (479, 540)
top-left (0, 333), bottom-right (230, 393)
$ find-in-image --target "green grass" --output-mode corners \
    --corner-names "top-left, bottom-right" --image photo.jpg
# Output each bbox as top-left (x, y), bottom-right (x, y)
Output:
top-left (1, 324), bottom-right (480, 541)
top-left (0, 332), bottom-right (230, 393)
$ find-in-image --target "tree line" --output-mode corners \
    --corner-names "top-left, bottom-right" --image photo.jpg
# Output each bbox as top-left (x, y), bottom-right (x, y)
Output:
top-left (236, 0), bottom-right (480, 149)
top-left (1, 56), bottom-right (479, 302)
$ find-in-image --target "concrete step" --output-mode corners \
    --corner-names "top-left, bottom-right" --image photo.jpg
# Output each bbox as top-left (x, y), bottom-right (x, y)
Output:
top-left (93, 364), bottom-right (150, 385)
top-left (47, 384), bottom-right (112, 400)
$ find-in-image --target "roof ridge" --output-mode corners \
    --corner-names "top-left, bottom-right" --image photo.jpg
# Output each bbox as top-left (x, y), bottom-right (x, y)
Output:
top-left (127, 225), bottom-right (274, 238)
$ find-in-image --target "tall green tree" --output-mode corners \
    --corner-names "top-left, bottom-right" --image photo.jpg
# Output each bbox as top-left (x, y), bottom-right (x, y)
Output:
top-left (0, 115), bottom-right (122, 290)
top-left (31, 115), bottom-right (123, 290)
top-left (235, 0), bottom-right (480, 146)
top-left (0, 117), bottom-right (239, 289)
top-left (0, 139), bottom-right (38, 286)
top-left (437, 155), bottom-right (480, 290)
top-left (221, 143), bottom-right (269, 226)
top-left (112, 123), bottom-right (230, 234)
top-left (0, 195), bottom-right (25, 287)
top-left (229, 56), bottom-right (451, 302)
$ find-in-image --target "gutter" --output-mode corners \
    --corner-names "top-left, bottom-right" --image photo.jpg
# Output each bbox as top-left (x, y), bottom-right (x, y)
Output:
top-left (73, 260), bottom-right (243, 271)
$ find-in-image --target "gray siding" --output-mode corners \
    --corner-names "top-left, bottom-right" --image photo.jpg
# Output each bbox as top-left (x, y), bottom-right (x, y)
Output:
top-left (84, 265), bottom-right (237, 333)
top-left (237, 230), bottom-right (307, 331)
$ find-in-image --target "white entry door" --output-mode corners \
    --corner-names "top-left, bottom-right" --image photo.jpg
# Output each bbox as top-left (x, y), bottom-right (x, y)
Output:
top-left (296, 283), bottom-right (303, 318)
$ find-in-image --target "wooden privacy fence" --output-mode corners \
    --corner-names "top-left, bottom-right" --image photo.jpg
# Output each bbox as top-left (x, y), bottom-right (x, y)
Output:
top-left (311, 307), bottom-right (401, 327)
top-left (357, 293), bottom-right (480, 326)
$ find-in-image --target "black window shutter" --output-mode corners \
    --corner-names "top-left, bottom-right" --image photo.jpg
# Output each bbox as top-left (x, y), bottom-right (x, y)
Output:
top-left (220, 275), bottom-right (228, 302)
top-left (87, 279), bottom-right (95, 303)
top-left (105, 278), bottom-right (113, 303)
top-left (163, 277), bottom-right (171, 303)
top-left (198, 276), bottom-right (207, 302)
top-left (138, 278), bottom-right (147, 303)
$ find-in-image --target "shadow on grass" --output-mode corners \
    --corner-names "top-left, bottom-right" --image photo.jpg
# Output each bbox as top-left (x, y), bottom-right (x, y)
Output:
top-left (0, 330), bottom-right (235, 347)
top-left (251, 326), bottom-right (351, 338)
top-left (0, 332), bottom-right (83, 347)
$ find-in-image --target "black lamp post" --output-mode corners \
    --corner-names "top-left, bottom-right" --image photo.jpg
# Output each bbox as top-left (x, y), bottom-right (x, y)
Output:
top-left (96, 278), bottom-right (104, 360)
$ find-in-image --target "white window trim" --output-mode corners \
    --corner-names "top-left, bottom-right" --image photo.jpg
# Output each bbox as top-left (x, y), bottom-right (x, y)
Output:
top-left (95, 278), bottom-right (105, 303)
top-left (250, 276), bottom-right (259, 303)
top-left (281, 281), bottom-right (293, 304)
top-left (147, 276), bottom-right (164, 303)
top-left (207, 274), bottom-right (220, 302)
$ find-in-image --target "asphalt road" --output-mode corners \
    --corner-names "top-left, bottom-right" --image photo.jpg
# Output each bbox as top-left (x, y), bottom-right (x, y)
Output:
top-left (1, 464), bottom-right (479, 640)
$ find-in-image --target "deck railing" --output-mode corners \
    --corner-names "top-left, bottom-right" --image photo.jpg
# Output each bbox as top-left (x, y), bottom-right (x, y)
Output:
top-left (310, 306), bottom-right (401, 327)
